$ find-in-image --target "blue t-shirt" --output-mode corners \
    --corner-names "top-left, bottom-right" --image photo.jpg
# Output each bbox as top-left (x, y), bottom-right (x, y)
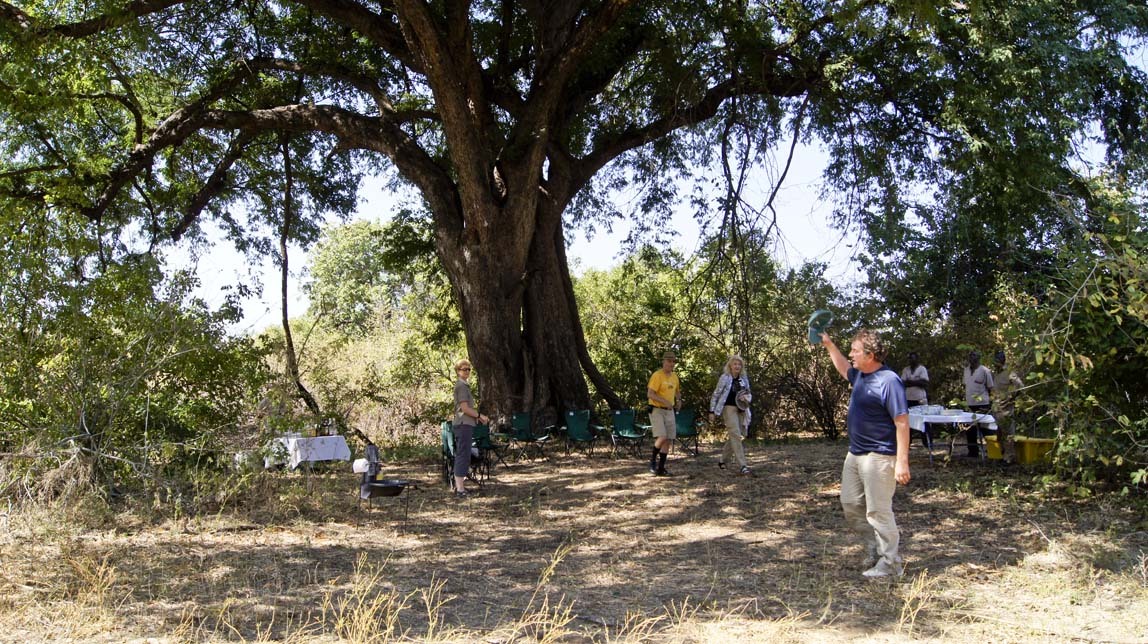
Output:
top-left (846, 365), bottom-right (908, 455)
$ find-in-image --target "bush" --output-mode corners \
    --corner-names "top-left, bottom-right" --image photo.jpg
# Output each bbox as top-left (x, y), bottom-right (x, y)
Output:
top-left (995, 182), bottom-right (1148, 490)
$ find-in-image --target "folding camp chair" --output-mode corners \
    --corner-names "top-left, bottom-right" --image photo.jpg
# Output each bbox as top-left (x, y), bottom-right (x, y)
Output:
top-left (673, 408), bottom-right (701, 456)
top-left (506, 412), bottom-right (550, 461)
top-left (561, 410), bottom-right (602, 456)
top-left (609, 409), bottom-right (648, 458)
top-left (472, 423), bottom-right (507, 471)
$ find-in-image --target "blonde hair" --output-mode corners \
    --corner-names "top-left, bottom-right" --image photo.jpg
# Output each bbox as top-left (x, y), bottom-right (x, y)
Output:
top-left (723, 355), bottom-right (745, 376)
top-left (453, 358), bottom-right (472, 375)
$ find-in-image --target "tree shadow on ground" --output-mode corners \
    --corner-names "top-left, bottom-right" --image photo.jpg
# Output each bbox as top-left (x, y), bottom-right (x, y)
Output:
top-left (4, 437), bottom-right (1144, 641)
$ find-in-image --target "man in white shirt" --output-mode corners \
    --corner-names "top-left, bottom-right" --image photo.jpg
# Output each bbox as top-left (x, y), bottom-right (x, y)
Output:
top-left (901, 351), bottom-right (932, 449)
top-left (962, 351), bottom-right (995, 457)
top-left (900, 352), bottom-right (929, 407)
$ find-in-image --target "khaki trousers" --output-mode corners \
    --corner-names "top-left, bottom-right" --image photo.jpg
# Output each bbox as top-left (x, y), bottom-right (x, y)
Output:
top-left (720, 405), bottom-right (747, 468)
top-left (840, 452), bottom-right (901, 567)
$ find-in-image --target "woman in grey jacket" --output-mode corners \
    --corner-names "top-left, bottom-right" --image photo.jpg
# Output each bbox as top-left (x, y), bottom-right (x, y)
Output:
top-left (708, 355), bottom-right (752, 474)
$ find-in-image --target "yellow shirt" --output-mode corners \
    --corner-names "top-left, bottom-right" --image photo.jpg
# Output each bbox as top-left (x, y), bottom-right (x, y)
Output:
top-left (647, 370), bottom-right (680, 408)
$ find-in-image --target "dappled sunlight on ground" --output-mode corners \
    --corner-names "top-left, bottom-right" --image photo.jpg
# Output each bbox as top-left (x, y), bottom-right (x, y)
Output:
top-left (1, 436), bottom-right (1146, 642)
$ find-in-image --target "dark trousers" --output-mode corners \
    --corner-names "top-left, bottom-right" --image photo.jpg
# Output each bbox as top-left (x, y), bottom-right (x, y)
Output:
top-left (966, 404), bottom-right (992, 455)
top-left (453, 424), bottom-right (474, 477)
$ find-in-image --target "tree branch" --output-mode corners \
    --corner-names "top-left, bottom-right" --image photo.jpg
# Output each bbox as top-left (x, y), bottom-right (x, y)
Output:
top-left (392, 0), bottom-right (497, 220)
top-left (248, 56), bottom-right (437, 123)
top-left (571, 67), bottom-right (818, 193)
top-left (80, 55), bottom-right (456, 231)
top-left (292, 0), bottom-right (424, 74)
top-left (0, 0), bottom-right (187, 38)
top-left (171, 131), bottom-right (254, 241)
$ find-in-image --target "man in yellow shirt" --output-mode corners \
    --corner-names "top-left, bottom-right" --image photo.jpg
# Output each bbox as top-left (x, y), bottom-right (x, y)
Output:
top-left (647, 350), bottom-right (682, 476)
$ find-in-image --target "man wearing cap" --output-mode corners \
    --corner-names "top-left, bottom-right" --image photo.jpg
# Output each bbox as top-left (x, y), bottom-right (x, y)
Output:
top-left (647, 350), bottom-right (682, 476)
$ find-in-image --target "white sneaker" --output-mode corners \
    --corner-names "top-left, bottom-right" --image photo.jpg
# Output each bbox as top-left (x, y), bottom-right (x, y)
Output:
top-left (862, 559), bottom-right (903, 578)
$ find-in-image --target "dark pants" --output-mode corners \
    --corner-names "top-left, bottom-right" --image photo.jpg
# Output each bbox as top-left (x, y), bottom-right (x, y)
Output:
top-left (966, 404), bottom-right (992, 455)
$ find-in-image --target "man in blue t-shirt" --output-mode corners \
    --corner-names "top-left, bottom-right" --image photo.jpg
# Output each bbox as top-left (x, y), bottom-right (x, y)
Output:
top-left (819, 328), bottom-right (911, 578)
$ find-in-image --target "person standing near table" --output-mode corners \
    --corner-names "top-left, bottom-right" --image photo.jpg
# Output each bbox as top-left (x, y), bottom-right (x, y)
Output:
top-left (820, 329), bottom-right (911, 578)
top-left (452, 358), bottom-right (489, 497)
top-left (901, 351), bottom-right (931, 448)
top-left (900, 352), bottom-right (930, 408)
top-left (962, 351), bottom-right (995, 457)
top-left (992, 350), bottom-right (1024, 463)
top-left (647, 350), bottom-right (681, 476)
top-left (708, 354), bottom-right (753, 475)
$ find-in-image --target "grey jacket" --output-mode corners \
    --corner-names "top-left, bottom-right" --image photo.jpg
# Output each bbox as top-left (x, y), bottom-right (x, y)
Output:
top-left (709, 373), bottom-right (751, 416)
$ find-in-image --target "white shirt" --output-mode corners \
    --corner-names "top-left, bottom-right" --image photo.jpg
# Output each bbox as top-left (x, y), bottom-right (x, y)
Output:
top-left (901, 364), bottom-right (929, 403)
top-left (964, 365), bottom-right (995, 407)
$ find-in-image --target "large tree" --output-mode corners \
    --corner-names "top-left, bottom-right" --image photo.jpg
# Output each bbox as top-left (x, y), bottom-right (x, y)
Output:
top-left (2, 0), bottom-right (1145, 416)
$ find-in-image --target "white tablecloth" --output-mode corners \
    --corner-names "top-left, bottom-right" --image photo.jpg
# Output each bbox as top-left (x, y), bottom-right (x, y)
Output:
top-left (908, 410), bottom-right (997, 433)
top-left (264, 435), bottom-right (352, 469)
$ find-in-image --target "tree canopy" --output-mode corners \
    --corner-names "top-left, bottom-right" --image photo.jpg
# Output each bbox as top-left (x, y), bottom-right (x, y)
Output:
top-left (2, 0), bottom-right (1146, 417)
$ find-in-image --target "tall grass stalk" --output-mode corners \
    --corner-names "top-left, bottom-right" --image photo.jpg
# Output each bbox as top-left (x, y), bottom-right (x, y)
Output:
top-left (321, 553), bottom-right (414, 643)
top-left (419, 575), bottom-right (451, 641)
top-left (500, 541), bottom-right (578, 643)
top-left (896, 569), bottom-right (938, 636)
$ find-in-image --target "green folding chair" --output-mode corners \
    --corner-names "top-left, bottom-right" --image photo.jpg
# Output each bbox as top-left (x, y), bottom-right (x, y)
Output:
top-left (441, 421), bottom-right (486, 489)
top-left (507, 411), bottom-right (550, 461)
top-left (473, 423), bottom-right (508, 471)
top-left (673, 408), bottom-right (701, 456)
top-left (609, 409), bottom-right (648, 458)
top-left (562, 410), bottom-right (602, 456)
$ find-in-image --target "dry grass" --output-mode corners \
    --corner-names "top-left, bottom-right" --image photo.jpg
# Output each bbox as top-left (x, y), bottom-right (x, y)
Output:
top-left (1, 437), bottom-right (1146, 643)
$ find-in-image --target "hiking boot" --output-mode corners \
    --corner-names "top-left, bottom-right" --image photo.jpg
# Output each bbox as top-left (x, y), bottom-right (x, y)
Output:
top-left (649, 464), bottom-right (658, 474)
top-left (718, 461), bottom-right (726, 470)
top-left (654, 468), bottom-right (671, 477)
top-left (739, 466), bottom-right (752, 475)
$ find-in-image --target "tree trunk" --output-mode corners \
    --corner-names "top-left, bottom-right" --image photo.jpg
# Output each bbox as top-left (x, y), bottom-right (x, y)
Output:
top-left (436, 197), bottom-right (619, 421)
top-left (521, 205), bottom-right (592, 416)
top-left (279, 135), bottom-right (320, 417)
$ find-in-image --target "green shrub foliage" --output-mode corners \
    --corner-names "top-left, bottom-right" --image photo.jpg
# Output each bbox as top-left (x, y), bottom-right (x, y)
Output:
top-left (995, 180), bottom-right (1148, 490)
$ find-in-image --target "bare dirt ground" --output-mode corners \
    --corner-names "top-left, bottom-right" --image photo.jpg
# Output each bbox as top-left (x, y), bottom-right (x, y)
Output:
top-left (2, 436), bottom-right (1147, 643)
